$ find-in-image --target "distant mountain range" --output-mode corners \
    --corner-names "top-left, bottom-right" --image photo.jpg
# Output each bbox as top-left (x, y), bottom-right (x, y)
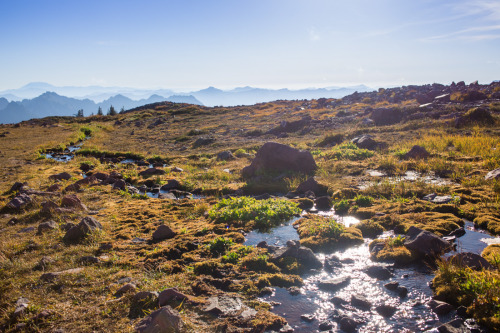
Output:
top-left (0, 82), bottom-right (373, 124)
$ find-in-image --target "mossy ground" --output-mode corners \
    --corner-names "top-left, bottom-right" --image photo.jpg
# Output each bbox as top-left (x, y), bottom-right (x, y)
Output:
top-left (1, 94), bottom-right (500, 331)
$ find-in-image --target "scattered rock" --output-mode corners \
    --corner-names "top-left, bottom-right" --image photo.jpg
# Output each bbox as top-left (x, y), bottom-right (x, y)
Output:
top-left (339, 316), bottom-right (358, 333)
top-left (422, 193), bottom-right (455, 204)
top-left (351, 135), bottom-right (380, 150)
top-left (78, 256), bottom-right (100, 264)
top-left (404, 145), bottom-right (430, 159)
top-left (315, 196), bottom-right (332, 211)
top-left (370, 107), bottom-right (402, 125)
top-left (271, 244), bottom-right (322, 270)
top-left (296, 177), bottom-right (328, 196)
top-left (6, 193), bottom-right (32, 211)
top-left (135, 306), bottom-right (183, 333)
top-left (114, 283), bottom-right (137, 297)
top-left (437, 318), bottom-right (467, 333)
top-left (242, 142), bottom-right (317, 178)
top-left (365, 266), bottom-right (393, 280)
top-left (287, 286), bottom-right (301, 296)
top-left (205, 295), bottom-right (246, 317)
top-left (13, 297), bottom-right (29, 317)
top-left (448, 227), bottom-right (465, 238)
top-left (404, 226), bottom-right (451, 257)
top-left (318, 321), bottom-right (333, 331)
top-left (318, 277), bottom-right (351, 292)
top-left (160, 179), bottom-right (181, 191)
top-left (375, 304), bottom-right (397, 317)
top-left (324, 255), bottom-right (343, 271)
top-left (152, 225), bottom-right (176, 241)
top-left (40, 268), bottom-right (84, 282)
top-left (485, 168), bottom-right (500, 180)
top-left (158, 288), bottom-right (188, 306)
top-left (63, 216), bottom-right (103, 243)
top-left (217, 151), bottom-right (236, 161)
top-left (49, 172), bottom-right (72, 181)
top-left (139, 168), bottom-right (166, 177)
top-left (397, 286), bottom-right (408, 298)
top-left (37, 220), bottom-right (58, 234)
top-left (448, 252), bottom-right (494, 270)
top-left (8, 182), bottom-right (27, 193)
top-left (193, 137), bottom-right (215, 147)
top-left (171, 167), bottom-right (183, 173)
top-left (33, 256), bottom-right (54, 271)
top-left (158, 192), bottom-right (176, 199)
top-left (112, 179), bottom-right (126, 191)
top-left (60, 194), bottom-right (88, 211)
top-left (131, 291), bottom-right (159, 314)
top-left (350, 294), bottom-right (372, 310)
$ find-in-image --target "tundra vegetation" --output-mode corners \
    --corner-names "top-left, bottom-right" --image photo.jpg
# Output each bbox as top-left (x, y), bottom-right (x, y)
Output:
top-left (0, 81), bottom-right (500, 331)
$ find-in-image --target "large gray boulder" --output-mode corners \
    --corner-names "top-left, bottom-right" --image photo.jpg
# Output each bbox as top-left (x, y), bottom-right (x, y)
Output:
top-left (135, 306), bottom-right (183, 333)
top-left (63, 216), bottom-right (102, 243)
top-left (404, 226), bottom-right (451, 257)
top-left (242, 142), bottom-right (317, 178)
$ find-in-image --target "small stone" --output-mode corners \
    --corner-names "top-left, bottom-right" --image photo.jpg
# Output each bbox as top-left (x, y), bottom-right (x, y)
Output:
top-left (115, 283), bottom-right (137, 297)
top-left (339, 316), bottom-right (358, 333)
top-left (152, 224), bottom-right (176, 241)
top-left (34, 256), bottom-right (54, 271)
top-left (13, 297), bottom-right (29, 317)
top-left (135, 306), bottom-right (183, 333)
top-left (351, 294), bottom-right (372, 310)
top-left (287, 286), bottom-right (300, 296)
top-left (78, 256), bottom-right (100, 264)
top-left (171, 167), bottom-right (183, 173)
top-left (375, 304), bottom-right (397, 317)
top-left (318, 277), bottom-right (351, 292)
top-left (437, 318), bottom-right (467, 333)
top-left (49, 172), bottom-right (72, 181)
top-left (158, 288), bottom-right (188, 306)
top-left (61, 194), bottom-right (88, 211)
top-left (365, 266), bottom-right (393, 280)
top-left (37, 220), bottom-right (58, 234)
top-left (63, 216), bottom-right (102, 243)
top-left (318, 320), bottom-right (333, 331)
top-left (40, 268), bottom-right (84, 282)
top-left (384, 281), bottom-right (399, 291)
top-left (397, 286), bottom-right (408, 298)
top-left (428, 299), bottom-right (455, 316)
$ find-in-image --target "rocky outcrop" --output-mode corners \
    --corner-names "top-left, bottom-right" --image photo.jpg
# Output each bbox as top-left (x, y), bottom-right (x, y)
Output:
top-left (241, 142), bottom-right (317, 177)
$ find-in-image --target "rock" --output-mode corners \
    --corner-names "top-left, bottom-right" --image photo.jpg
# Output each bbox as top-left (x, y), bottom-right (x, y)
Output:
top-left (63, 216), bottom-right (103, 243)
top-left (241, 142), bottom-right (317, 178)
top-left (6, 193), bottom-right (32, 210)
top-left (370, 107), bottom-right (402, 125)
top-left (152, 225), bottom-right (176, 241)
top-left (428, 299), bottom-right (454, 316)
top-left (315, 196), bottom-right (332, 211)
top-left (204, 295), bottom-right (244, 316)
top-left (217, 151), bottom-right (236, 161)
top-left (93, 172), bottom-right (109, 181)
top-left (296, 177), bottom-right (328, 196)
top-left (404, 145), bottom-right (430, 159)
top-left (339, 316), bottom-right (358, 333)
top-left (158, 193), bottom-right (176, 199)
top-left (112, 179), bottom-right (126, 191)
top-left (375, 304), bottom-right (397, 317)
top-left (160, 179), bottom-right (181, 191)
top-left (365, 266), bottom-right (393, 280)
top-left (351, 135), bottom-right (379, 150)
top-left (47, 184), bottom-right (61, 192)
top-left (37, 220), bottom-right (58, 234)
top-left (193, 137), bottom-right (215, 147)
top-left (114, 283), bottom-right (137, 297)
top-left (34, 256), bottom-right (54, 271)
top-left (49, 172), bottom-right (72, 181)
top-left (485, 168), bottom-right (500, 180)
top-left (139, 168), bottom-right (166, 177)
top-left (8, 182), bottom-right (27, 193)
top-left (448, 228), bottom-right (465, 238)
top-left (271, 244), bottom-right (322, 269)
top-left (318, 321), bottom-right (333, 331)
top-left (350, 294), bottom-right (372, 310)
top-left (13, 297), bottom-right (29, 317)
top-left (449, 252), bottom-right (494, 270)
top-left (455, 107), bottom-right (493, 128)
top-left (135, 306), bottom-right (183, 333)
top-left (60, 194), bottom-right (88, 211)
top-left (324, 255), bottom-right (343, 271)
top-left (40, 268), bottom-right (84, 282)
top-left (287, 286), bottom-right (301, 295)
top-left (131, 291), bottom-right (159, 314)
top-left (18, 226), bottom-right (35, 233)
top-left (397, 286), bottom-right (408, 298)
top-left (404, 226), bottom-right (451, 257)
top-left (171, 167), bottom-right (183, 173)
top-left (300, 314), bottom-right (315, 322)
top-left (437, 319), bottom-right (467, 333)
top-left (318, 277), bottom-right (351, 292)
top-left (158, 288), bottom-right (188, 306)
top-left (456, 306), bottom-right (467, 318)
top-left (254, 193), bottom-right (271, 200)
top-left (78, 256), bottom-right (100, 264)
top-left (330, 296), bottom-right (348, 306)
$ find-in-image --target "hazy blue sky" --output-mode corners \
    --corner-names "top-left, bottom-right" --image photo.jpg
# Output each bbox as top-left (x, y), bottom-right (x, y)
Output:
top-left (1, 0), bottom-right (499, 91)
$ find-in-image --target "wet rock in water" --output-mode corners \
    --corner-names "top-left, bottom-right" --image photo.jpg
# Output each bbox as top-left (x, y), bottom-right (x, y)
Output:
top-left (37, 220), bottom-right (58, 234)
top-left (330, 296), bottom-right (348, 307)
top-left (152, 225), bottom-right (176, 241)
top-left (49, 172), bottom-right (72, 181)
top-left (375, 304), bottom-right (397, 318)
top-left (135, 306), bottom-right (183, 333)
top-left (241, 142), bottom-right (317, 178)
top-left (318, 277), bottom-right (351, 292)
top-left (485, 168), bottom-right (500, 180)
top-left (397, 286), bottom-right (408, 298)
top-left (324, 255), bottom-right (343, 271)
top-left (318, 321), bottom-right (333, 331)
top-left (296, 177), bottom-right (328, 196)
top-left (13, 297), bottom-right (29, 317)
top-left (365, 266), bottom-right (393, 280)
top-left (139, 168), bottom-right (166, 177)
top-left (300, 314), bottom-right (315, 322)
top-left (63, 216), bottom-right (103, 243)
top-left (448, 252), bottom-right (494, 270)
top-left (279, 324), bottom-right (294, 333)
top-left (114, 283), bottom-right (137, 297)
top-left (61, 194), bottom-right (88, 211)
top-left (5, 193), bottom-right (32, 211)
top-left (350, 294), bottom-right (372, 310)
top-left (271, 243), bottom-right (322, 270)
top-left (160, 179), bottom-right (181, 191)
top-left (158, 192), bottom-right (176, 200)
top-left (158, 288), bottom-right (188, 306)
top-left (456, 306), bottom-right (467, 318)
top-left (404, 145), bottom-right (430, 159)
top-left (259, 287), bottom-right (273, 296)
top-left (339, 316), bottom-right (358, 333)
top-left (437, 318), bottom-right (467, 333)
top-left (287, 286), bottom-right (300, 296)
top-left (294, 197), bottom-right (314, 210)
top-left (448, 227), bottom-right (465, 238)
top-left (40, 268), bottom-right (84, 282)
top-left (404, 226), bottom-right (451, 257)
top-left (126, 186), bottom-right (140, 194)
top-left (315, 196), bottom-right (332, 211)
top-left (217, 151), bottom-right (236, 161)
top-left (428, 299), bottom-right (454, 316)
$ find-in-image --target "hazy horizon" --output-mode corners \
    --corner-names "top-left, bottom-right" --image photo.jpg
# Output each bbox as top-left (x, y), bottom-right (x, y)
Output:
top-left (1, 0), bottom-right (499, 91)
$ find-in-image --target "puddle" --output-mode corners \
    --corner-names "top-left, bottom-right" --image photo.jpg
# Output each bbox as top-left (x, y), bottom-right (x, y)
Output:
top-left (44, 139), bottom-right (86, 162)
top-left (360, 170), bottom-right (455, 190)
top-left (246, 215), bottom-right (498, 332)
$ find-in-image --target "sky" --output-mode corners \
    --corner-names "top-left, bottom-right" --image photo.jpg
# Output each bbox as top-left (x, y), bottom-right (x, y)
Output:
top-left (1, 0), bottom-right (499, 91)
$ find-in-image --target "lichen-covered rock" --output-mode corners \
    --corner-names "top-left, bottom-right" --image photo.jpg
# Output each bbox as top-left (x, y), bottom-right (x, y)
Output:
top-left (135, 306), bottom-right (183, 333)
top-left (63, 216), bottom-right (102, 243)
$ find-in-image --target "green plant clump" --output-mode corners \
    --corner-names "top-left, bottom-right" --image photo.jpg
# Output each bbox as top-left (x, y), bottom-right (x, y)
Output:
top-left (208, 197), bottom-right (301, 229)
top-left (207, 237), bottom-right (234, 256)
top-left (327, 142), bottom-right (375, 161)
top-left (334, 199), bottom-right (351, 215)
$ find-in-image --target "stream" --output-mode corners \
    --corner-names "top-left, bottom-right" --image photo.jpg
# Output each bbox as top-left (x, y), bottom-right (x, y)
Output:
top-left (245, 214), bottom-right (499, 332)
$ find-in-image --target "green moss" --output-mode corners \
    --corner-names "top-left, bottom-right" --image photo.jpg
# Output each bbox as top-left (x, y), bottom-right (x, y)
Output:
top-left (474, 214), bottom-right (500, 235)
top-left (355, 220), bottom-right (384, 238)
top-left (482, 244), bottom-right (500, 268)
